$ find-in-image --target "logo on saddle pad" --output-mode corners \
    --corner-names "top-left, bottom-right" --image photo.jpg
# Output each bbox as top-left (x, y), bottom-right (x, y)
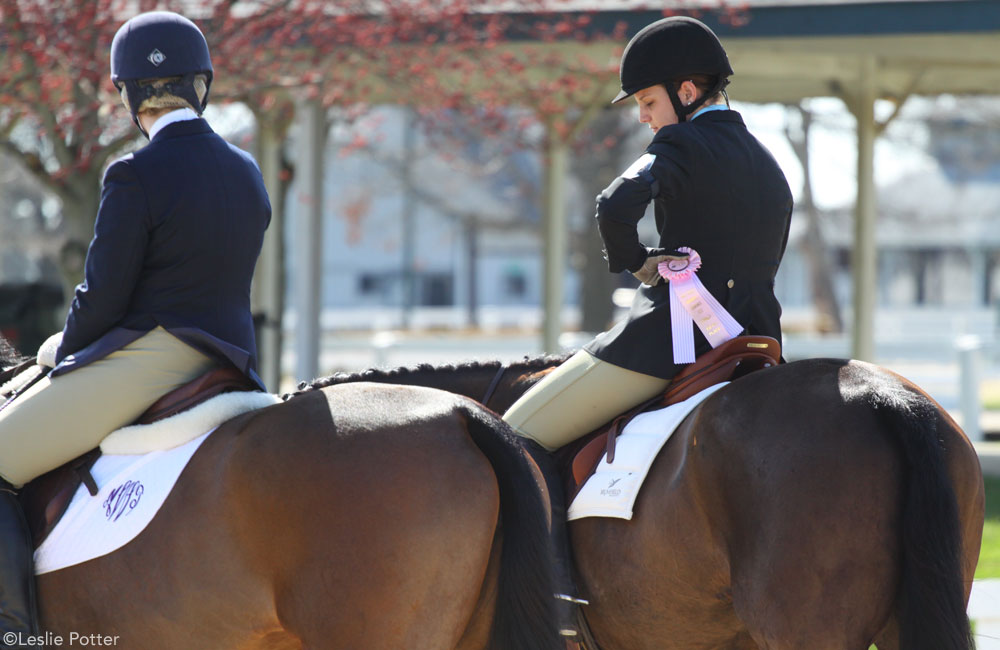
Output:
top-left (103, 481), bottom-right (144, 522)
top-left (601, 478), bottom-right (624, 498)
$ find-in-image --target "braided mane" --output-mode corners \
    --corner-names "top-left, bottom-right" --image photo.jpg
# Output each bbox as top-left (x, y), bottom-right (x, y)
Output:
top-left (0, 336), bottom-right (32, 392)
top-left (283, 353), bottom-right (569, 400)
top-left (0, 336), bottom-right (22, 368)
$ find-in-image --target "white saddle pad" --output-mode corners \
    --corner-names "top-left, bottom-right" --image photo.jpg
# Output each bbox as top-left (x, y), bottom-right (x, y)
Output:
top-left (34, 429), bottom-right (214, 575)
top-left (567, 383), bottom-right (728, 521)
top-left (33, 391), bottom-right (281, 575)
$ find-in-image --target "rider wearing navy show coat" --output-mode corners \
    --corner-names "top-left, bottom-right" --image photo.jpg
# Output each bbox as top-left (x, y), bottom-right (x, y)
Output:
top-left (504, 15), bottom-right (793, 450)
top-left (53, 114), bottom-right (270, 389)
top-left (0, 11), bottom-right (270, 642)
top-left (500, 16), bottom-right (793, 640)
top-left (585, 105), bottom-right (792, 378)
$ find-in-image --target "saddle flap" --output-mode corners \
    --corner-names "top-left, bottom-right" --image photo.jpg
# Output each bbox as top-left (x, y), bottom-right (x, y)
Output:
top-left (136, 366), bottom-right (257, 425)
top-left (15, 368), bottom-right (256, 550)
top-left (20, 449), bottom-right (101, 550)
top-left (571, 434), bottom-right (607, 489)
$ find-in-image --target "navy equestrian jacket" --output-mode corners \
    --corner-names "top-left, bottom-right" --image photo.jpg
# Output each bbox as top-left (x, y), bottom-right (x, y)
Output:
top-left (585, 109), bottom-right (792, 379)
top-left (53, 118), bottom-right (271, 389)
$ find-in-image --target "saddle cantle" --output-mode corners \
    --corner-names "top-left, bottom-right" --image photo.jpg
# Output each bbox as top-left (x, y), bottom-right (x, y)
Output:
top-left (558, 335), bottom-right (781, 498)
top-left (20, 366), bottom-right (258, 549)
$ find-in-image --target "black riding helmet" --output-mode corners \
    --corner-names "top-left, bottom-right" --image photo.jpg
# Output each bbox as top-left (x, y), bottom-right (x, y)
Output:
top-left (613, 16), bottom-right (733, 122)
top-left (110, 11), bottom-right (213, 134)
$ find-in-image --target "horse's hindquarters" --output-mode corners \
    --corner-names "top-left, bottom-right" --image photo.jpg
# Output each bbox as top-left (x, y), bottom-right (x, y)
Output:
top-left (38, 386), bottom-right (503, 650)
top-left (572, 360), bottom-right (955, 650)
top-left (232, 388), bottom-right (502, 649)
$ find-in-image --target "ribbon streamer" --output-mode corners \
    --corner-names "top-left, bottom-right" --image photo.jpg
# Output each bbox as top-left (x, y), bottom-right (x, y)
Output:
top-left (658, 247), bottom-right (743, 364)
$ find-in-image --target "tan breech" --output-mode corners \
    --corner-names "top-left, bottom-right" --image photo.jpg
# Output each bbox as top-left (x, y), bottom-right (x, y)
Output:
top-left (502, 350), bottom-right (670, 451)
top-left (0, 327), bottom-right (215, 486)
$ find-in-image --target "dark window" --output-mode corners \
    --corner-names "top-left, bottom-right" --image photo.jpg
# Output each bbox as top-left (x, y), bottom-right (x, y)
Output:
top-left (420, 274), bottom-right (453, 306)
top-left (504, 272), bottom-right (526, 297)
top-left (358, 274), bottom-right (390, 296)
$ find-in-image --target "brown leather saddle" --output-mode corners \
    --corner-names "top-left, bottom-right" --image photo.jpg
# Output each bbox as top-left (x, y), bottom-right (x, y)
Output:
top-left (555, 335), bottom-right (782, 499)
top-left (19, 366), bottom-right (258, 549)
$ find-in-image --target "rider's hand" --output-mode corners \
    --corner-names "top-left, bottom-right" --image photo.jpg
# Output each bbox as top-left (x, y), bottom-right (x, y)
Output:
top-left (632, 249), bottom-right (689, 287)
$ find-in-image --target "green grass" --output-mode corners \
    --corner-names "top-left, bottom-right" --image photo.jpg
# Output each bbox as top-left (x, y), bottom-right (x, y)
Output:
top-left (977, 476), bottom-right (1000, 579)
top-left (983, 379), bottom-right (1000, 411)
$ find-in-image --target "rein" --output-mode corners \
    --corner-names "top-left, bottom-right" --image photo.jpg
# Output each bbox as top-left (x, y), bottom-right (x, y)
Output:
top-left (480, 362), bottom-right (508, 410)
top-left (0, 359), bottom-right (45, 416)
top-left (0, 357), bottom-right (36, 388)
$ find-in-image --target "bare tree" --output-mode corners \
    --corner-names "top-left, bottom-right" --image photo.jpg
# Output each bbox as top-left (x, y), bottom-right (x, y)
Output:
top-left (569, 106), bottom-right (637, 333)
top-left (784, 103), bottom-right (843, 333)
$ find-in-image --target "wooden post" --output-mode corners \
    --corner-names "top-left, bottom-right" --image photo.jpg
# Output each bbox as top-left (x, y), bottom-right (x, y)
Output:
top-left (542, 130), bottom-right (569, 353)
top-left (253, 115), bottom-right (288, 391)
top-left (293, 96), bottom-right (324, 381)
top-left (852, 56), bottom-right (877, 362)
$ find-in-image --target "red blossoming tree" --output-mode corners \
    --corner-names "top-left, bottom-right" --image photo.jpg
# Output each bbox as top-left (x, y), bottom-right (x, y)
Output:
top-left (1, 0), bottom-right (748, 377)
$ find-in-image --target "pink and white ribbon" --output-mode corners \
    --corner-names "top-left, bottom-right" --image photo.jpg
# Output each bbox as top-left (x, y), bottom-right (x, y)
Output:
top-left (658, 247), bottom-right (743, 364)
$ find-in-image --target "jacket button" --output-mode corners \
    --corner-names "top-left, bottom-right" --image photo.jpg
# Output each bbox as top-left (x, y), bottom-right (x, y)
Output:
top-left (727, 279), bottom-right (735, 289)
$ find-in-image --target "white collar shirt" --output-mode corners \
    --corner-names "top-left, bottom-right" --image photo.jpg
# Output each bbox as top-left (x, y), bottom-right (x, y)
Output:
top-left (148, 107), bottom-right (201, 141)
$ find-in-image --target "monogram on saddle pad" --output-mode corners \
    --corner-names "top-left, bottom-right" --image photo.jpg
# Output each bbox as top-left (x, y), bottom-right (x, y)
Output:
top-left (561, 335), bottom-right (781, 499)
top-left (20, 366), bottom-right (260, 550)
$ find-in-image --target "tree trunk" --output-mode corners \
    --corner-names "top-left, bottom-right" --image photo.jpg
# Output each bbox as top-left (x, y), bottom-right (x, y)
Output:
top-left (572, 108), bottom-right (631, 334)
top-left (53, 179), bottom-right (102, 301)
top-left (786, 105), bottom-right (843, 334)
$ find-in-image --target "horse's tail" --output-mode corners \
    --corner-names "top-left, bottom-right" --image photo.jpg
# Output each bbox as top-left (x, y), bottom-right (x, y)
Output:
top-left (458, 401), bottom-right (561, 650)
top-left (874, 386), bottom-right (974, 650)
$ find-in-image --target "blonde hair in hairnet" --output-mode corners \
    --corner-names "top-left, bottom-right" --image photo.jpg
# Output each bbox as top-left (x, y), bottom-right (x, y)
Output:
top-left (120, 75), bottom-right (208, 114)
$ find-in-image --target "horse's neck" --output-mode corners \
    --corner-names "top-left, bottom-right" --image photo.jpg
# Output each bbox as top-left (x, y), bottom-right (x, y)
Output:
top-left (461, 362), bottom-right (549, 413)
top-left (304, 359), bottom-right (559, 413)
top-left (403, 367), bottom-right (498, 402)
top-left (380, 364), bottom-right (543, 413)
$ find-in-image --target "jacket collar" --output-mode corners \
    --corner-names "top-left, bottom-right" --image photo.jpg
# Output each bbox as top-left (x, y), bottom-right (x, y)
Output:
top-left (150, 117), bottom-right (214, 142)
top-left (648, 109), bottom-right (745, 146)
top-left (691, 108), bottom-right (744, 126)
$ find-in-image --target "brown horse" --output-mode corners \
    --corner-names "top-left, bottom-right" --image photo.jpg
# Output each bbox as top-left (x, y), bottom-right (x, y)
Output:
top-left (0, 345), bottom-right (561, 649)
top-left (300, 355), bottom-right (986, 650)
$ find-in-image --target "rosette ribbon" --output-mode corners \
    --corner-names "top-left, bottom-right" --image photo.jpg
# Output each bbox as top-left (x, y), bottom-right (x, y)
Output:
top-left (658, 247), bottom-right (743, 364)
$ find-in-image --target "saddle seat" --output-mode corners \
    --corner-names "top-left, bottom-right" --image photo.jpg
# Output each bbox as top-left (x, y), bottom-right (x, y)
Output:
top-left (556, 335), bottom-right (781, 499)
top-left (19, 366), bottom-right (258, 550)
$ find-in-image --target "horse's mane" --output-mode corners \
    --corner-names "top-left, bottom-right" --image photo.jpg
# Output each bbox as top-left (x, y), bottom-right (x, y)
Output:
top-left (0, 336), bottom-right (32, 392)
top-left (283, 353), bottom-right (570, 400)
top-left (0, 336), bottom-right (25, 369)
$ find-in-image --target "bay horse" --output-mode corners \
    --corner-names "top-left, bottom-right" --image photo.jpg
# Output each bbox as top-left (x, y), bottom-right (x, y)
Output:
top-left (298, 354), bottom-right (986, 650)
top-left (0, 341), bottom-right (561, 649)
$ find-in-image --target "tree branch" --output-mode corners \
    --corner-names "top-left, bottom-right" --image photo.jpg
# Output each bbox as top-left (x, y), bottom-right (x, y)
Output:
top-left (91, 132), bottom-right (139, 173)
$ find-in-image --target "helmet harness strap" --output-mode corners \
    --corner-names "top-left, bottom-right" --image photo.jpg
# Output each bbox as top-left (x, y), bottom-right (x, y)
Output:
top-left (666, 77), bottom-right (732, 123)
top-left (120, 72), bottom-right (209, 139)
